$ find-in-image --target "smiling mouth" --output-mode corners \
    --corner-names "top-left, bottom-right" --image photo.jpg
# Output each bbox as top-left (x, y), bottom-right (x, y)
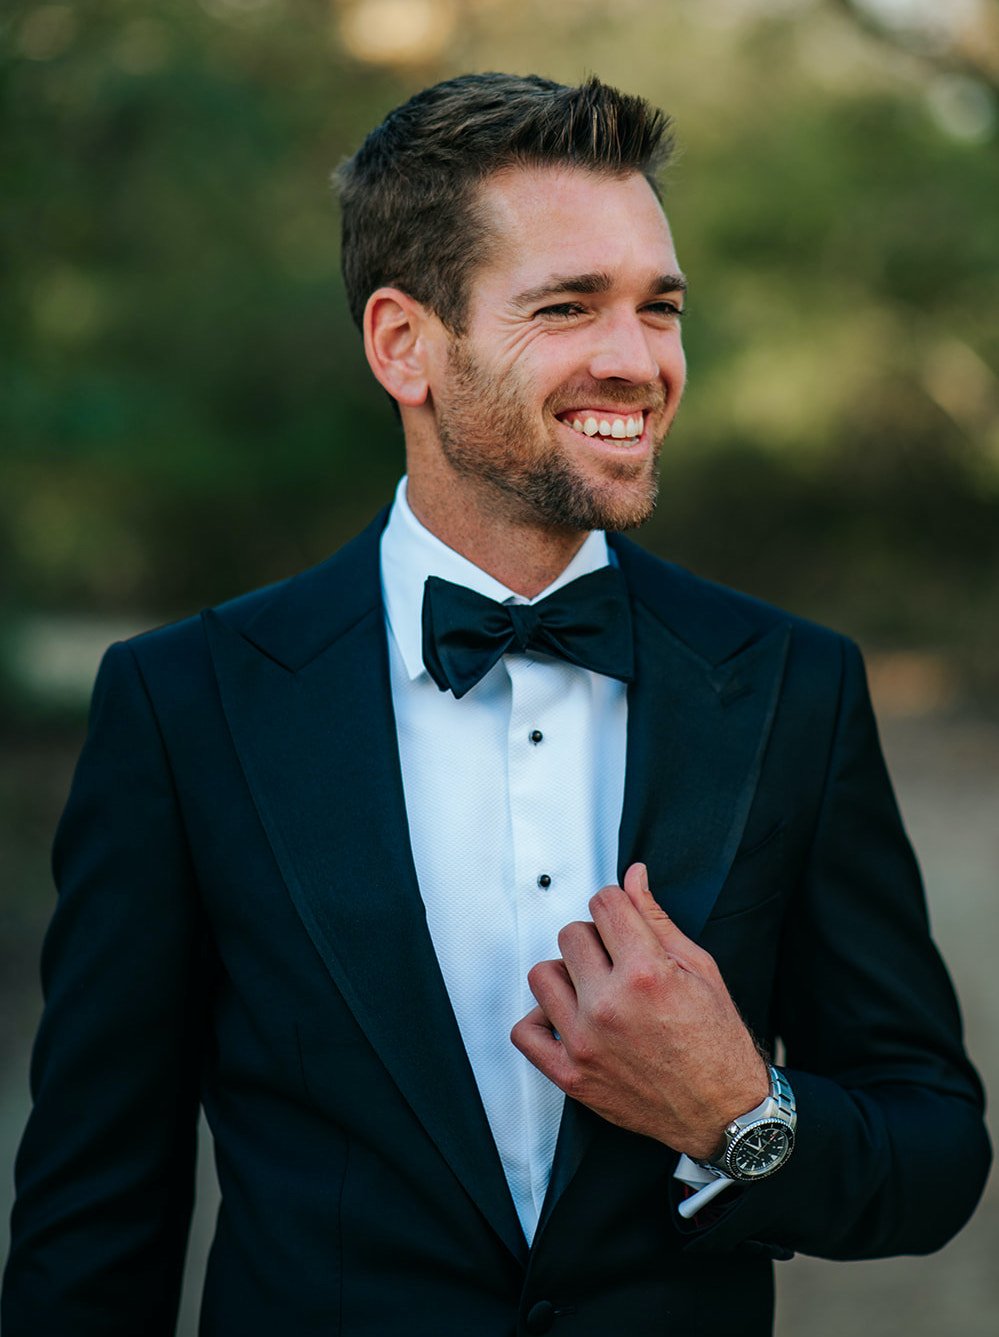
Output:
top-left (556, 409), bottom-right (645, 444)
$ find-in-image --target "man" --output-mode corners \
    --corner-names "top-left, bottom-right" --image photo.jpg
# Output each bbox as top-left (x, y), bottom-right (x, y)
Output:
top-left (3, 74), bottom-right (990, 1336)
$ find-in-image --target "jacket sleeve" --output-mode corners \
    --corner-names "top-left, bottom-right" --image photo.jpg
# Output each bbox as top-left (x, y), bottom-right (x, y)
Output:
top-left (2, 641), bottom-right (206, 1337)
top-left (683, 636), bottom-right (990, 1260)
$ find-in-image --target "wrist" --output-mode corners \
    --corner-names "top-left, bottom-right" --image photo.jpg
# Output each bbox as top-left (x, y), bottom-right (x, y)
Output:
top-left (695, 1065), bottom-right (797, 1182)
top-left (686, 1060), bottom-right (770, 1161)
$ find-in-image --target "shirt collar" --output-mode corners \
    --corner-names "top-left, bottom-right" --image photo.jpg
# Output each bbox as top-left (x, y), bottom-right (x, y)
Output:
top-left (380, 476), bottom-right (613, 682)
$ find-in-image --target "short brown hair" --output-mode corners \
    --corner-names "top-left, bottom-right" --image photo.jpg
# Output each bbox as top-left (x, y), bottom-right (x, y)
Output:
top-left (334, 73), bottom-right (675, 334)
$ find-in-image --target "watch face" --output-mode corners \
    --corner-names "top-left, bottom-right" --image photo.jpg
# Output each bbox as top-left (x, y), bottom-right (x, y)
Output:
top-left (729, 1122), bottom-right (792, 1179)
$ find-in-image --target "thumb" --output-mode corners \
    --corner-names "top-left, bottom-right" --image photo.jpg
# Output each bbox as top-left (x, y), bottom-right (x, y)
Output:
top-left (622, 864), bottom-right (717, 975)
top-left (622, 862), bottom-right (688, 950)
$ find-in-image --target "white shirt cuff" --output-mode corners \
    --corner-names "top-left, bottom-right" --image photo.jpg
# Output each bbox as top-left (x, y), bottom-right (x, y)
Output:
top-left (674, 1153), bottom-right (736, 1219)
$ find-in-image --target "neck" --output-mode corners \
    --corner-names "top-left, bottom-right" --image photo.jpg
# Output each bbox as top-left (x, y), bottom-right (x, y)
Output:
top-left (405, 460), bottom-right (589, 601)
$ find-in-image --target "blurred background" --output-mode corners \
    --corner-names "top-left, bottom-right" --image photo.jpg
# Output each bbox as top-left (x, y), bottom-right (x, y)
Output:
top-left (1, 0), bottom-right (996, 1332)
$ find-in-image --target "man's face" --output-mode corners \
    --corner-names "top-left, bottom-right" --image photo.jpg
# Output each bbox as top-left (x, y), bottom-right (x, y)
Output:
top-left (428, 165), bottom-right (687, 533)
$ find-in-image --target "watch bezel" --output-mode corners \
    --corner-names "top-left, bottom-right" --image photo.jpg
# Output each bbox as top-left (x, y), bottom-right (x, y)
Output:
top-left (721, 1116), bottom-right (795, 1181)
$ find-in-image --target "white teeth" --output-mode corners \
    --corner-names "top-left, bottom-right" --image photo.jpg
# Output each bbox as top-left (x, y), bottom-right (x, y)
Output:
top-left (564, 411), bottom-right (645, 439)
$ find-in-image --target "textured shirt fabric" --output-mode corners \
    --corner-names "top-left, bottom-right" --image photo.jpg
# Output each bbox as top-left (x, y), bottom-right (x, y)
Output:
top-left (380, 477), bottom-right (628, 1243)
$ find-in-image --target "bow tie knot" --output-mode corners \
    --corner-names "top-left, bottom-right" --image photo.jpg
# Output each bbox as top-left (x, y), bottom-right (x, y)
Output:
top-left (421, 566), bottom-right (635, 699)
top-left (506, 603), bottom-right (541, 651)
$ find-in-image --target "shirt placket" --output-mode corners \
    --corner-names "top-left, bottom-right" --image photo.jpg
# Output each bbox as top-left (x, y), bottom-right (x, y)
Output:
top-left (504, 652), bottom-right (580, 1228)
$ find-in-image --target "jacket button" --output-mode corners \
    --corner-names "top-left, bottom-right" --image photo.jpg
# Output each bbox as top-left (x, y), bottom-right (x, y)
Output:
top-left (526, 1300), bottom-right (556, 1334)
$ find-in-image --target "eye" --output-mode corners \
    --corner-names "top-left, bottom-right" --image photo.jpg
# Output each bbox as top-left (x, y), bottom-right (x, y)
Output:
top-left (534, 302), bottom-right (586, 320)
top-left (643, 300), bottom-right (686, 318)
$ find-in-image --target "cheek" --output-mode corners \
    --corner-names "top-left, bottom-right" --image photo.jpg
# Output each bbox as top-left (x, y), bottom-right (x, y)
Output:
top-left (522, 335), bottom-right (600, 402)
top-left (475, 311), bottom-right (544, 363)
top-left (660, 336), bottom-right (686, 392)
top-left (480, 310), bottom-right (590, 371)
top-left (674, 349), bottom-right (687, 390)
top-left (495, 325), bottom-right (564, 377)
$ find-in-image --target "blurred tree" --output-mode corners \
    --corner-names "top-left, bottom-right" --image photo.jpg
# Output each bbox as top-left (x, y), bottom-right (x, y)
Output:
top-left (1, 0), bottom-right (997, 699)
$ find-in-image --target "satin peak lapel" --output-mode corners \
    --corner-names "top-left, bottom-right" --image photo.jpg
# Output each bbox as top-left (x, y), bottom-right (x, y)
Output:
top-left (613, 538), bottom-right (791, 939)
top-left (204, 515), bottom-right (525, 1262)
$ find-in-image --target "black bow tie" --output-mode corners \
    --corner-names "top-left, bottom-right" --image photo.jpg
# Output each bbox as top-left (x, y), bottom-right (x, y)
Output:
top-left (421, 566), bottom-right (635, 699)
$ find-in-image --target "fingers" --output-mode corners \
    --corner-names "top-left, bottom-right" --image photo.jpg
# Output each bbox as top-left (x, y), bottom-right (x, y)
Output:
top-left (510, 1005), bottom-right (570, 1085)
top-left (621, 861), bottom-right (679, 941)
top-left (622, 860), bottom-right (652, 902)
top-left (557, 919), bottom-right (611, 989)
top-left (587, 867), bottom-right (670, 961)
top-left (594, 863), bottom-right (715, 974)
top-left (525, 957), bottom-right (577, 1037)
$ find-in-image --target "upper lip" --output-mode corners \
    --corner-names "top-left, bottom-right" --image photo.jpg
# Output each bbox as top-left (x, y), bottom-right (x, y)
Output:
top-left (555, 405), bottom-right (650, 417)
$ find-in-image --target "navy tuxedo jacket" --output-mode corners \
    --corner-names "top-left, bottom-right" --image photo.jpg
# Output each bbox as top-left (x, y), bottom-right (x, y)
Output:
top-left (3, 513), bottom-right (989, 1336)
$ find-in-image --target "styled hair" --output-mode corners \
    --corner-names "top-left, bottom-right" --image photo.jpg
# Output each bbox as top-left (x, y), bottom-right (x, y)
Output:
top-left (334, 73), bottom-right (675, 334)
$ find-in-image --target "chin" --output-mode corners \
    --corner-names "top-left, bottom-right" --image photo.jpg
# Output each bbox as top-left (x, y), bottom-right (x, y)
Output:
top-left (524, 468), bottom-right (659, 534)
top-left (590, 492), bottom-right (658, 533)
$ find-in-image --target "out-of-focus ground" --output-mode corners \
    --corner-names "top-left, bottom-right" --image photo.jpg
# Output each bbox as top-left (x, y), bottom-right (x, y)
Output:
top-left (1, 656), bottom-right (995, 1335)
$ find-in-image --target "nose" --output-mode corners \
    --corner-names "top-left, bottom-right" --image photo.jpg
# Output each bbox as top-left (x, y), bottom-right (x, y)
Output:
top-left (587, 311), bottom-right (660, 384)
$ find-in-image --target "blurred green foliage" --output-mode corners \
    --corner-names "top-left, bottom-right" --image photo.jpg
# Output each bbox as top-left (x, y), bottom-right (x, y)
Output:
top-left (2, 0), bottom-right (998, 701)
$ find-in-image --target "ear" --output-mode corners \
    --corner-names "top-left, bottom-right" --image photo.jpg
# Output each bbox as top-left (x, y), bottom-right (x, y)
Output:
top-left (363, 287), bottom-right (434, 408)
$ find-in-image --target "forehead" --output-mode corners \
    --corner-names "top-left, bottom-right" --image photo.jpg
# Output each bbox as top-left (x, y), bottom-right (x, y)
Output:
top-left (470, 165), bottom-right (679, 299)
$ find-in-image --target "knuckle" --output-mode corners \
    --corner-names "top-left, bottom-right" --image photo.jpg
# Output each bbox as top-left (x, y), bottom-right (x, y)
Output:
top-left (589, 998), bottom-right (618, 1031)
top-left (557, 921), bottom-right (586, 952)
top-left (562, 1067), bottom-right (589, 1100)
top-left (688, 948), bottom-right (721, 984)
top-left (624, 964), bottom-right (659, 995)
top-left (589, 885), bottom-right (618, 915)
top-left (526, 961), bottom-right (550, 992)
top-left (563, 1028), bottom-right (597, 1066)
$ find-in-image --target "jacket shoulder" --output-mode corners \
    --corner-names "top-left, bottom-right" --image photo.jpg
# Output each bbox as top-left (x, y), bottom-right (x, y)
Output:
top-left (115, 508), bottom-right (390, 680)
top-left (611, 534), bottom-right (852, 668)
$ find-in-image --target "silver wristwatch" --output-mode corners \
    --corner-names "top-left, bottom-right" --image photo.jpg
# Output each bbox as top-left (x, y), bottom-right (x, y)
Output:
top-left (700, 1065), bottom-right (796, 1182)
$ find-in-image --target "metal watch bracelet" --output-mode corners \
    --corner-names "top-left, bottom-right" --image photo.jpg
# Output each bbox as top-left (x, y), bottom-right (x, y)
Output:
top-left (699, 1064), bottom-right (797, 1183)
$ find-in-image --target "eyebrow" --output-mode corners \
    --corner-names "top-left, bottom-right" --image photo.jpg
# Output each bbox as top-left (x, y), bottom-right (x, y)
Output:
top-left (511, 271), bottom-right (688, 309)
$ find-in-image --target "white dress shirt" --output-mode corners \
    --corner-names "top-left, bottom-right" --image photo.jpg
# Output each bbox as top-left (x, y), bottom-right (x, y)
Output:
top-left (380, 477), bottom-right (628, 1242)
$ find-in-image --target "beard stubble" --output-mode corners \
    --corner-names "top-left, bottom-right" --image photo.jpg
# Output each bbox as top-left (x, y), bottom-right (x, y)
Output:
top-left (434, 340), bottom-right (665, 534)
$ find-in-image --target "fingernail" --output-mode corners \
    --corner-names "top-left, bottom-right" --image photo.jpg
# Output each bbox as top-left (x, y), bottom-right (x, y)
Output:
top-left (639, 862), bottom-right (649, 892)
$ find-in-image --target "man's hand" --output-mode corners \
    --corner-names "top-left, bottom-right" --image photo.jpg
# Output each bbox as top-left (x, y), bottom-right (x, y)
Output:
top-left (510, 862), bottom-right (769, 1160)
